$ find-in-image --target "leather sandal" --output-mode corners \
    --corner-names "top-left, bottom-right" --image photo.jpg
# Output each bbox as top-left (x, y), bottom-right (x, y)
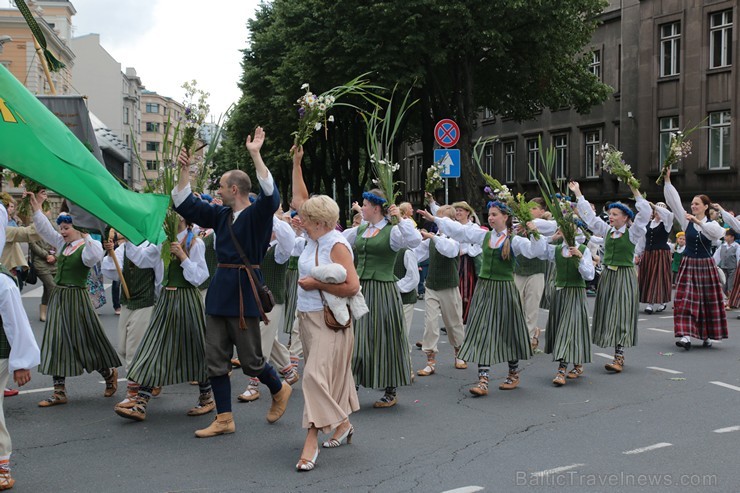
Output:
top-left (567, 365), bottom-right (584, 379)
top-left (38, 391), bottom-right (67, 407)
top-left (103, 368), bottom-right (118, 397)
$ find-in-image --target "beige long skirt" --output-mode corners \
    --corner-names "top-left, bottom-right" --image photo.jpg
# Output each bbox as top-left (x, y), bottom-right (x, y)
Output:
top-left (298, 310), bottom-right (360, 433)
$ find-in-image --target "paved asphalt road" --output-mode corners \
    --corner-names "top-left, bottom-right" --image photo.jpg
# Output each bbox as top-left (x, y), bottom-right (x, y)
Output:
top-left (6, 284), bottom-right (740, 492)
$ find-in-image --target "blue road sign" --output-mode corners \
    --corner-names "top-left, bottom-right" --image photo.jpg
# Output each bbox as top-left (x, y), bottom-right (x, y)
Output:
top-left (434, 148), bottom-right (461, 179)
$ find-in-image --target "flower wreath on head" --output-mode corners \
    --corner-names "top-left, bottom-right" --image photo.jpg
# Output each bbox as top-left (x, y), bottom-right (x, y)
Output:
top-left (487, 200), bottom-right (511, 215)
top-left (362, 191), bottom-right (387, 207)
top-left (607, 202), bottom-right (635, 220)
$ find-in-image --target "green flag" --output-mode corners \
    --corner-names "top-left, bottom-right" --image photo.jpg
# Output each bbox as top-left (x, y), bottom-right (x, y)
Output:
top-left (0, 64), bottom-right (167, 245)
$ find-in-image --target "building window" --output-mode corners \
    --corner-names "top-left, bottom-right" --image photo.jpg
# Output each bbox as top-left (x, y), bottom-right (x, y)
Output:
top-left (125, 134), bottom-right (129, 146)
top-left (659, 116), bottom-right (680, 170)
top-left (485, 145), bottom-right (493, 176)
top-left (145, 141), bottom-right (159, 152)
top-left (553, 134), bottom-right (568, 179)
top-left (123, 107), bottom-right (129, 125)
top-left (660, 22), bottom-right (681, 77)
top-left (145, 160), bottom-right (159, 171)
top-left (708, 111), bottom-right (731, 169)
top-left (589, 50), bottom-right (601, 79)
top-left (584, 130), bottom-right (601, 178)
top-left (145, 103), bottom-right (159, 114)
top-left (710, 10), bottom-right (733, 69)
top-left (483, 108), bottom-right (494, 120)
top-left (504, 142), bottom-right (516, 183)
top-left (145, 122), bottom-right (160, 133)
top-left (526, 138), bottom-right (540, 182)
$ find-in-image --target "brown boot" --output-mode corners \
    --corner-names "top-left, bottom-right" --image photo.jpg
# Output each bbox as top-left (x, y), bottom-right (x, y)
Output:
top-left (469, 375), bottom-right (489, 396)
top-left (417, 352), bottom-right (436, 376)
top-left (605, 354), bottom-right (624, 373)
top-left (195, 412), bottom-right (236, 438)
top-left (552, 369), bottom-right (566, 386)
top-left (499, 371), bottom-right (520, 390)
top-left (567, 365), bottom-right (584, 379)
top-left (266, 382), bottom-right (292, 423)
top-left (103, 368), bottom-right (118, 397)
top-left (115, 397), bottom-right (148, 421)
top-left (39, 304), bottom-right (47, 322)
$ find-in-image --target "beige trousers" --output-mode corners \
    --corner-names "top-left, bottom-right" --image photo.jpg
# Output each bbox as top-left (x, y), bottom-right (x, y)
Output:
top-left (117, 305), bottom-right (154, 370)
top-left (514, 273), bottom-right (545, 338)
top-left (403, 303), bottom-right (415, 353)
top-left (422, 287), bottom-right (465, 354)
top-left (288, 313), bottom-right (303, 359)
top-left (0, 360), bottom-right (11, 459)
top-left (260, 303), bottom-right (291, 371)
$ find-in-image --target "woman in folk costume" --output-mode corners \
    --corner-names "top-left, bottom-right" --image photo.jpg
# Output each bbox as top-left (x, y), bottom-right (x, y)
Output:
top-left (431, 201), bottom-right (545, 396)
top-left (28, 191), bottom-right (121, 407)
top-left (663, 170), bottom-right (728, 349)
top-left (342, 189), bottom-right (422, 408)
top-left (536, 230), bottom-right (595, 385)
top-left (116, 216), bottom-right (212, 421)
top-left (635, 202), bottom-right (674, 314)
top-left (569, 181), bottom-right (651, 372)
top-left (714, 205), bottom-right (740, 310)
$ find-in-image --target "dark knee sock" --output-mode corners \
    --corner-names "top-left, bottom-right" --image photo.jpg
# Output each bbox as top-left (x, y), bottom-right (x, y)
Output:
top-left (384, 386), bottom-right (397, 397)
top-left (198, 381), bottom-right (212, 397)
top-left (477, 365), bottom-right (490, 378)
top-left (558, 360), bottom-right (568, 370)
top-left (98, 368), bottom-right (112, 379)
top-left (53, 376), bottom-right (65, 389)
top-left (615, 345), bottom-right (624, 356)
top-left (508, 360), bottom-right (519, 373)
top-left (257, 363), bottom-right (283, 395)
top-left (137, 386), bottom-right (153, 401)
top-left (210, 375), bottom-right (232, 414)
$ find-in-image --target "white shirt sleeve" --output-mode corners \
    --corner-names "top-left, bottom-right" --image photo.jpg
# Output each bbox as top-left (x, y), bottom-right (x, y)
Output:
top-left (125, 241), bottom-right (162, 269)
top-left (578, 247), bottom-right (595, 281)
top-left (533, 218), bottom-right (558, 237)
top-left (81, 237), bottom-right (104, 268)
top-left (101, 244), bottom-right (125, 281)
top-left (696, 218), bottom-right (727, 242)
top-left (634, 235), bottom-right (646, 258)
top-left (721, 210), bottom-right (740, 233)
top-left (257, 171), bottom-right (275, 197)
top-left (713, 246), bottom-right (722, 264)
top-left (396, 249), bottom-right (420, 294)
top-left (291, 236), bottom-right (307, 257)
top-left (464, 242), bottom-right (483, 258)
top-left (272, 216), bottom-right (296, 265)
top-left (342, 226), bottom-right (359, 246)
top-left (180, 237), bottom-right (209, 286)
top-left (433, 235), bottom-right (461, 259)
top-left (576, 197), bottom-right (610, 237)
top-left (0, 275), bottom-right (40, 373)
top-left (434, 217), bottom-right (488, 245)
top-left (0, 204), bottom-right (6, 258)
top-left (653, 206), bottom-right (674, 232)
top-left (428, 200), bottom-right (440, 216)
top-left (390, 218), bottom-right (422, 251)
top-left (663, 183), bottom-right (688, 231)
top-left (172, 182), bottom-right (192, 208)
top-left (628, 197), bottom-right (652, 246)
top-left (33, 210), bottom-right (65, 251)
top-left (511, 235), bottom-right (547, 259)
top-left (413, 238), bottom-right (431, 263)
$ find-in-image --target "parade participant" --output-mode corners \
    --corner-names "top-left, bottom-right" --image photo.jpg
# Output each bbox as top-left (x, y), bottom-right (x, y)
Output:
top-left (116, 217), bottom-right (212, 421)
top-left (569, 181), bottom-right (650, 372)
top-left (394, 244), bottom-right (419, 360)
top-left (292, 195), bottom-right (360, 472)
top-left (173, 127), bottom-right (290, 437)
top-left (635, 202), bottom-right (674, 314)
top-left (671, 232), bottom-right (686, 285)
top-left (536, 231), bottom-right (594, 385)
top-left (414, 205), bottom-right (466, 377)
top-left (0, 202), bottom-right (41, 490)
top-left (0, 194), bottom-right (31, 291)
top-left (198, 225), bottom-right (218, 301)
top-left (284, 229), bottom-right (307, 367)
top-left (342, 189), bottom-right (422, 408)
top-left (101, 236), bottom-right (162, 408)
top-left (27, 191), bottom-right (121, 406)
top-left (715, 205), bottom-right (740, 310)
top-left (426, 201), bottom-right (544, 395)
top-left (238, 213), bottom-right (300, 402)
top-left (29, 225), bottom-right (57, 322)
top-left (663, 170), bottom-right (727, 349)
top-left (713, 229), bottom-right (739, 296)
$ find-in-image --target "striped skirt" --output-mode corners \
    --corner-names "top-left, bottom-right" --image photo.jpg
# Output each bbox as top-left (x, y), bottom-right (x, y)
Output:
top-left (352, 280), bottom-right (411, 389)
top-left (539, 260), bottom-right (556, 310)
top-left (40, 286), bottom-right (121, 377)
top-left (727, 261), bottom-right (740, 308)
top-left (458, 254), bottom-right (478, 324)
top-left (458, 279), bottom-right (532, 366)
top-left (592, 266), bottom-right (639, 348)
top-left (283, 268), bottom-right (299, 334)
top-left (638, 249), bottom-right (673, 304)
top-left (127, 287), bottom-right (208, 387)
top-left (545, 287), bottom-right (592, 364)
top-left (674, 257), bottom-right (728, 340)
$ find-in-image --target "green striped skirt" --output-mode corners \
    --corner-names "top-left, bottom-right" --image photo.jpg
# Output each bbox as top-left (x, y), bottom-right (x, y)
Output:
top-left (283, 268), bottom-right (299, 334)
top-left (545, 287), bottom-right (592, 364)
top-left (459, 279), bottom-right (532, 366)
top-left (592, 266), bottom-right (638, 348)
top-left (539, 260), bottom-right (556, 310)
top-left (352, 279), bottom-right (411, 389)
top-left (40, 286), bottom-right (121, 377)
top-left (127, 287), bottom-right (207, 387)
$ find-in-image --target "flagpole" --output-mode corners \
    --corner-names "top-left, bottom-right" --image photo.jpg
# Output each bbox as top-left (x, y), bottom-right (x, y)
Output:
top-left (32, 37), bottom-right (56, 95)
top-left (108, 231), bottom-right (131, 300)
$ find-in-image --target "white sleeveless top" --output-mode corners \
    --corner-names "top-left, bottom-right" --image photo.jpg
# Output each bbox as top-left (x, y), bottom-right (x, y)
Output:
top-left (296, 229), bottom-right (353, 312)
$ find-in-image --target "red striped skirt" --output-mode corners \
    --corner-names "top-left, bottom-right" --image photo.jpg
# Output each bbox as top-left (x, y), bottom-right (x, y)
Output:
top-left (673, 257), bottom-right (728, 340)
top-left (638, 249), bottom-right (673, 304)
top-left (458, 254), bottom-right (478, 325)
top-left (727, 261), bottom-right (740, 308)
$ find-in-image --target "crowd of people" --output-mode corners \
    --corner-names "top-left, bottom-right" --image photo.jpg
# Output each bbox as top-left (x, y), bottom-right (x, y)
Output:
top-left (0, 127), bottom-right (738, 485)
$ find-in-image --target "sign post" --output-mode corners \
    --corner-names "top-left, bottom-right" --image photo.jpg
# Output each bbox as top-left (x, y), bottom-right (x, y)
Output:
top-left (434, 148), bottom-right (461, 204)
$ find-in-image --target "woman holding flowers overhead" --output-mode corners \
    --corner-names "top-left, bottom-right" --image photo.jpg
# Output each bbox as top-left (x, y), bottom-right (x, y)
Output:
top-left (663, 170), bottom-right (727, 350)
top-left (568, 181), bottom-right (651, 372)
top-left (27, 191), bottom-right (121, 407)
top-left (342, 189), bottom-right (421, 408)
top-left (420, 201), bottom-right (545, 396)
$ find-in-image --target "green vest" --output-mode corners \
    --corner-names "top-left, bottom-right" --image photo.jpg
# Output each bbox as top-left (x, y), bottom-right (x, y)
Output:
top-left (425, 238), bottom-right (459, 291)
top-left (555, 243), bottom-right (588, 288)
top-left (162, 258), bottom-right (191, 288)
top-left (355, 223), bottom-right (396, 282)
top-left (261, 246), bottom-right (288, 305)
top-left (121, 248), bottom-right (156, 310)
top-left (393, 248), bottom-right (418, 305)
top-left (54, 243), bottom-right (90, 287)
top-left (288, 255), bottom-right (299, 271)
top-left (513, 254), bottom-right (548, 276)
top-left (478, 232), bottom-right (514, 281)
top-left (672, 248), bottom-right (684, 273)
top-left (0, 264), bottom-right (15, 359)
top-left (603, 230), bottom-right (636, 267)
top-left (198, 233), bottom-right (218, 290)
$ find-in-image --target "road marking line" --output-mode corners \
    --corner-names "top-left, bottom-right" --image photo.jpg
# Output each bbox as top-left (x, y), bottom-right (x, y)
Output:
top-left (414, 308), bottom-right (425, 312)
top-left (659, 316), bottom-right (673, 319)
top-left (646, 328), bottom-right (672, 333)
top-left (710, 381), bottom-right (740, 392)
top-left (713, 426), bottom-right (740, 434)
top-left (647, 366), bottom-right (683, 374)
top-left (623, 443), bottom-right (672, 455)
top-left (595, 352), bottom-right (613, 359)
top-left (531, 463), bottom-right (585, 478)
top-left (97, 378), bottom-right (128, 384)
top-left (441, 487), bottom-right (485, 493)
top-left (18, 386), bottom-right (55, 395)
top-left (638, 318), bottom-right (647, 321)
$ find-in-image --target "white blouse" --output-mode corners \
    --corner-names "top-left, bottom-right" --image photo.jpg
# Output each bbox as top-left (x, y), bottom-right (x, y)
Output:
top-left (297, 230), bottom-right (353, 312)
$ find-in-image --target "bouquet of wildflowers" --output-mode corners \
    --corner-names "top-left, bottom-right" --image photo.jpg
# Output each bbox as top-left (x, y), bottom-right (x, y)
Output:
top-left (598, 144), bottom-right (640, 189)
top-left (425, 161), bottom-right (444, 193)
top-left (532, 138), bottom-right (578, 247)
top-left (655, 121), bottom-right (704, 185)
top-left (181, 80), bottom-right (210, 155)
top-left (509, 193), bottom-right (541, 240)
top-left (3, 171), bottom-right (49, 221)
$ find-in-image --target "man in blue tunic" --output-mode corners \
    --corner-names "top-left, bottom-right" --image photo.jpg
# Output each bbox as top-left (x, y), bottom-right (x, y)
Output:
top-left (173, 127), bottom-right (291, 438)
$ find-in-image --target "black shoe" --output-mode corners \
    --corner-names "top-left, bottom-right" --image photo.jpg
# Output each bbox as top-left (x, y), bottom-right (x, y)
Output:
top-left (656, 304), bottom-right (667, 313)
top-left (645, 306), bottom-right (654, 314)
top-left (675, 339), bottom-right (691, 351)
top-left (703, 339), bottom-right (713, 348)
top-left (415, 341), bottom-right (422, 349)
top-left (440, 327), bottom-right (447, 334)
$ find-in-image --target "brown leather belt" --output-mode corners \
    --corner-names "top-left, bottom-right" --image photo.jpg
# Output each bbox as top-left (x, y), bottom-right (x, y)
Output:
top-left (217, 263), bottom-right (262, 329)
